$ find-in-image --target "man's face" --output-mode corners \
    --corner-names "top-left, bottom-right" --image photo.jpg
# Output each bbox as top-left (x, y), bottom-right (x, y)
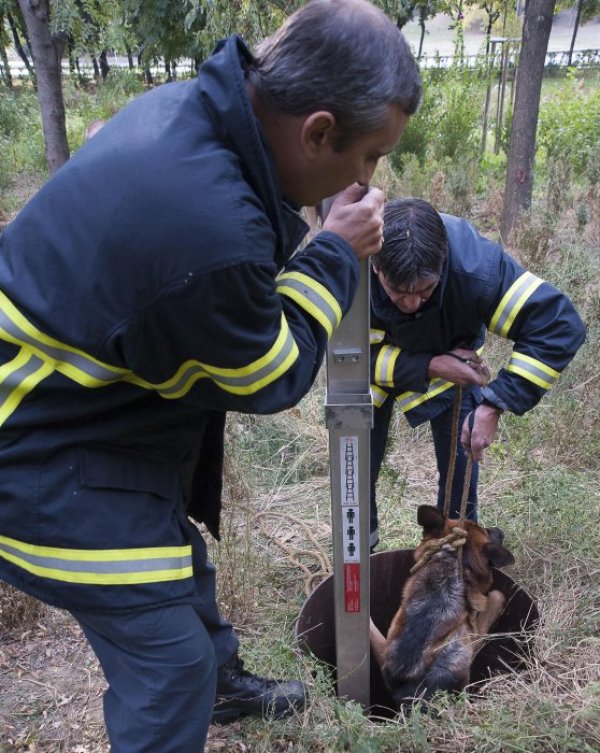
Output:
top-left (375, 267), bottom-right (439, 314)
top-left (300, 105), bottom-right (409, 207)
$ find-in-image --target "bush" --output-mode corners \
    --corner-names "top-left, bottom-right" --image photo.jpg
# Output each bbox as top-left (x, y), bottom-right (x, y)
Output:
top-left (538, 70), bottom-right (600, 178)
top-left (390, 67), bottom-right (485, 182)
top-left (98, 68), bottom-right (144, 116)
top-left (0, 86), bottom-right (38, 138)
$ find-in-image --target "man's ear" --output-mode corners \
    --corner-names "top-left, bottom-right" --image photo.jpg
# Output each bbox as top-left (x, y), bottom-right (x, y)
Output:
top-left (300, 111), bottom-right (337, 157)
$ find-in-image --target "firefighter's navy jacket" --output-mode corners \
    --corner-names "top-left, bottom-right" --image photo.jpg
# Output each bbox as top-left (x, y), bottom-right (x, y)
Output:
top-left (370, 214), bottom-right (586, 426)
top-left (0, 37), bottom-right (360, 611)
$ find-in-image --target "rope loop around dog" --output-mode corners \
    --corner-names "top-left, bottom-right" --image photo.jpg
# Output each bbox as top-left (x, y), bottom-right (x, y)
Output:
top-left (409, 527), bottom-right (467, 574)
top-left (418, 385), bottom-right (474, 578)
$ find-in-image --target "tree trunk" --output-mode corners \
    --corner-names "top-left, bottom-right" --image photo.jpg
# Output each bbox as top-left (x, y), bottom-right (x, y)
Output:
top-left (500, 0), bottom-right (556, 240)
top-left (17, 0), bottom-right (70, 173)
top-left (567, 0), bottom-right (583, 67)
top-left (7, 10), bottom-right (36, 80)
top-left (0, 17), bottom-right (14, 90)
top-left (418, 18), bottom-right (426, 59)
top-left (99, 49), bottom-right (110, 81)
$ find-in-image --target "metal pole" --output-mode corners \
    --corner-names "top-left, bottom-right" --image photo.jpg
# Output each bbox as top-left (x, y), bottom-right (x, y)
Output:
top-left (325, 258), bottom-right (372, 708)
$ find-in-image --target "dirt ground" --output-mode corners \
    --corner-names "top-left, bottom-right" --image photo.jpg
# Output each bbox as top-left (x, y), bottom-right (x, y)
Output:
top-left (0, 605), bottom-right (258, 752)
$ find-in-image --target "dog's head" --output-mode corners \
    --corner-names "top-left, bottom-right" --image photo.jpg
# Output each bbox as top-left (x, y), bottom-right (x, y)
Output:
top-left (415, 505), bottom-right (515, 591)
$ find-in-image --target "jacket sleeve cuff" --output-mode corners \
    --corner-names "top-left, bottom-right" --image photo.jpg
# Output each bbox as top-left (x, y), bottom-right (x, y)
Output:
top-left (479, 386), bottom-right (510, 412)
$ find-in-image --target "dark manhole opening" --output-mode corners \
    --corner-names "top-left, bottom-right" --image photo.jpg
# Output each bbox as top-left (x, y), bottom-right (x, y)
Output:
top-left (296, 549), bottom-right (539, 719)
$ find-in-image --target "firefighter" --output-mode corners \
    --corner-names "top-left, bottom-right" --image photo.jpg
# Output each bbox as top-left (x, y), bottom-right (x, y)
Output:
top-left (369, 198), bottom-right (586, 550)
top-left (0, 2), bottom-right (421, 751)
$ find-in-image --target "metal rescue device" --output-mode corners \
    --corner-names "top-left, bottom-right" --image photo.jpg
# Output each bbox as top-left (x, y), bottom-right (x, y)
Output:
top-left (321, 194), bottom-right (373, 708)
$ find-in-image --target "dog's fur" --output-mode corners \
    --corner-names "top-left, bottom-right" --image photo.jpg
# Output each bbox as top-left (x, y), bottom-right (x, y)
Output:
top-left (370, 505), bottom-right (515, 709)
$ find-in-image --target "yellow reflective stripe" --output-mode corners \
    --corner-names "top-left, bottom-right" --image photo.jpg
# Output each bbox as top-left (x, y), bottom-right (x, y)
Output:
top-left (140, 314), bottom-right (299, 398)
top-left (0, 291), bottom-right (300, 401)
top-left (489, 272), bottom-right (544, 338)
top-left (395, 378), bottom-right (454, 413)
top-left (276, 272), bottom-right (342, 337)
top-left (370, 328), bottom-right (385, 344)
top-left (0, 534), bottom-right (193, 585)
top-left (508, 352), bottom-right (560, 390)
top-left (0, 290), bottom-right (129, 387)
top-left (374, 344), bottom-right (401, 386)
top-left (371, 384), bottom-right (388, 408)
top-left (0, 349), bottom-right (54, 426)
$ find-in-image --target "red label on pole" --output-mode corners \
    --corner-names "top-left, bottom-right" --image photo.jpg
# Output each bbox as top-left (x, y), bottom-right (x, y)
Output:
top-left (344, 563), bottom-right (361, 612)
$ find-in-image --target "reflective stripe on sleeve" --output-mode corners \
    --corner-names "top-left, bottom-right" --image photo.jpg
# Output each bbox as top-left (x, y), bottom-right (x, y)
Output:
top-left (276, 271), bottom-right (342, 337)
top-left (507, 351), bottom-right (560, 390)
top-left (0, 534), bottom-right (193, 585)
top-left (0, 292), bottom-right (301, 425)
top-left (374, 344), bottom-right (401, 386)
top-left (489, 272), bottom-right (544, 338)
top-left (395, 378), bottom-right (454, 413)
top-left (0, 349), bottom-right (54, 425)
top-left (370, 329), bottom-right (385, 344)
top-left (371, 384), bottom-right (389, 408)
top-left (151, 314), bottom-right (299, 398)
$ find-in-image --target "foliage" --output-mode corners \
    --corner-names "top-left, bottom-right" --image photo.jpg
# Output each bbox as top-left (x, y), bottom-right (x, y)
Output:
top-left (390, 66), bottom-right (484, 172)
top-left (537, 70), bottom-right (600, 177)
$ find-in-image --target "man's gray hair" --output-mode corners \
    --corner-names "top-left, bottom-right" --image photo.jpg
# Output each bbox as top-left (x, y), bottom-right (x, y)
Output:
top-left (251, 0), bottom-right (421, 149)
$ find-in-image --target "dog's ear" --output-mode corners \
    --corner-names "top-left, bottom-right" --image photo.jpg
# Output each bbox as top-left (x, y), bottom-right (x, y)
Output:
top-left (417, 505), bottom-right (445, 536)
top-left (483, 542), bottom-right (515, 569)
top-left (486, 527), bottom-right (506, 546)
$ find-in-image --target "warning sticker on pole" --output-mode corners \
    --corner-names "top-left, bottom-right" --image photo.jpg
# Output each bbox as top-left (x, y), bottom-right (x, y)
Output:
top-left (340, 436), bottom-right (359, 506)
top-left (344, 563), bottom-right (361, 612)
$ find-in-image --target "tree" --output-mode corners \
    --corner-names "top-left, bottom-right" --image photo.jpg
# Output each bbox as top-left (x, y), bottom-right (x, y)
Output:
top-left (501, 0), bottom-right (556, 239)
top-left (558, 0), bottom-right (600, 66)
top-left (17, 0), bottom-right (70, 172)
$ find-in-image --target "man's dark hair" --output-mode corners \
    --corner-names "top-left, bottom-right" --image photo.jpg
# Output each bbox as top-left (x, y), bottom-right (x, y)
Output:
top-left (251, 0), bottom-right (421, 150)
top-left (377, 198), bottom-right (448, 288)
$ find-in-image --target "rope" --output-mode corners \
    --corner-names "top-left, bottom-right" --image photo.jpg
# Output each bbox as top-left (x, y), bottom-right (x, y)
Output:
top-left (256, 511), bottom-right (332, 596)
top-left (409, 527), bottom-right (467, 574)
top-left (414, 383), bottom-right (474, 576)
top-left (443, 386), bottom-right (463, 519)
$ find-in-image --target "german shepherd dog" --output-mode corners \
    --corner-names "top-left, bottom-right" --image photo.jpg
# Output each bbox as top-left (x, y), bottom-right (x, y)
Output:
top-left (370, 505), bottom-right (515, 709)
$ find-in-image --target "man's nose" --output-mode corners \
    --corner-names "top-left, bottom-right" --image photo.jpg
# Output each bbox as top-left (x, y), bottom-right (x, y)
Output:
top-left (397, 295), bottom-right (422, 313)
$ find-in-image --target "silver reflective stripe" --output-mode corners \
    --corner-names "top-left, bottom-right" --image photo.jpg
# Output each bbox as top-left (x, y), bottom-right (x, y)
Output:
top-left (0, 539), bottom-right (192, 574)
top-left (156, 316), bottom-right (298, 397)
top-left (508, 352), bottom-right (559, 390)
top-left (0, 349), bottom-right (54, 426)
top-left (395, 378), bottom-right (454, 413)
top-left (0, 292), bottom-right (300, 404)
top-left (0, 534), bottom-right (194, 585)
top-left (375, 344), bottom-right (400, 386)
top-left (370, 384), bottom-right (388, 408)
top-left (276, 272), bottom-right (342, 337)
top-left (489, 272), bottom-right (543, 337)
top-left (0, 307), bottom-right (125, 384)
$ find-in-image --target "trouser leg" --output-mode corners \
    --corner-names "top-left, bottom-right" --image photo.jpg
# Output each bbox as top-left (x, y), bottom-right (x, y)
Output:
top-left (73, 604), bottom-right (217, 753)
top-left (183, 517), bottom-right (239, 666)
top-left (430, 391), bottom-right (479, 521)
top-left (71, 524), bottom-right (240, 752)
top-left (370, 397), bottom-right (395, 548)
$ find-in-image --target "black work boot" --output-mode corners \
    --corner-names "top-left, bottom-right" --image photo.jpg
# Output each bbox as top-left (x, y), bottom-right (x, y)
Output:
top-left (212, 654), bottom-right (307, 723)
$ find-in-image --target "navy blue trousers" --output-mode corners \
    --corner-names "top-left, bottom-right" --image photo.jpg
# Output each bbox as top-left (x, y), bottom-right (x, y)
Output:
top-left (370, 391), bottom-right (479, 547)
top-left (71, 520), bottom-right (238, 753)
